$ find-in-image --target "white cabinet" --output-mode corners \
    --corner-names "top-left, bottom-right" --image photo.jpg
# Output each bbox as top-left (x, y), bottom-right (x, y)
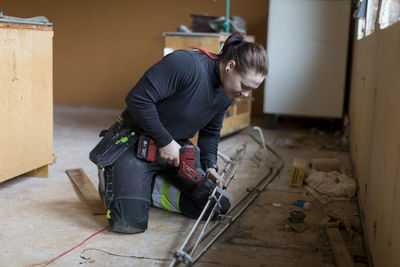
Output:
top-left (264, 0), bottom-right (351, 118)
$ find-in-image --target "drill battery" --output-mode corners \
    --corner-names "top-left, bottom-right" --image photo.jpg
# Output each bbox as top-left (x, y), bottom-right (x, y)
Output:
top-left (136, 135), bottom-right (157, 162)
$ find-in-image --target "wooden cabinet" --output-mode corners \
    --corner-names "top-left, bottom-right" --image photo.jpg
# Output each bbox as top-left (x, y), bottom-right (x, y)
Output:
top-left (163, 32), bottom-right (253, 138)
top-left (0, 22), bottom-right (53, 182)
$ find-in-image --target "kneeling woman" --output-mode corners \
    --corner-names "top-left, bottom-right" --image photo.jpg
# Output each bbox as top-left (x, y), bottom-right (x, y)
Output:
top-left (91, 33), bottom-right (268, 233)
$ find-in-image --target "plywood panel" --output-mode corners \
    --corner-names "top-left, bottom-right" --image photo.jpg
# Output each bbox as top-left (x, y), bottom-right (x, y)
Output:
top-left (66, 169), bottom-right (105, 215)
top-left (349, 22), bottom-right (400, 267)
top-left (0, 23), bottom-right (53, 182)
top-left (348, 33), bottom-right (378, 207)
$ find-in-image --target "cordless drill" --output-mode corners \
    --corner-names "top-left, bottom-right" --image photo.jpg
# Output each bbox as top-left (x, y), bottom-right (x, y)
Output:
top-left (136, 135), bottom-right (206, 183)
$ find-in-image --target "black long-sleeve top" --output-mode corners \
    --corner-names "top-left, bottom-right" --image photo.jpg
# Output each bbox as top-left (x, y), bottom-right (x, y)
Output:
top-left (125, 50), bottom-right (233, 170)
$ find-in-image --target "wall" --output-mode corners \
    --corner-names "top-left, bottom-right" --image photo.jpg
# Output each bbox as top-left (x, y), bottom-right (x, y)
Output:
top-left (1, 0), bottom-right (269, 117)
top-left (349, 21), bottom-right (400, 266)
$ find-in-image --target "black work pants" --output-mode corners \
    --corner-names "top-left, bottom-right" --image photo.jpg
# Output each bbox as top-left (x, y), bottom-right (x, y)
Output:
top-left (106, 147), bottom-right (230, 234)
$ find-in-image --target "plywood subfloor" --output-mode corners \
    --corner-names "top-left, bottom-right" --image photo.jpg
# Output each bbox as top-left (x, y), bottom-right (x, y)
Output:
top-left (0, 105), bottom-right (366, 266)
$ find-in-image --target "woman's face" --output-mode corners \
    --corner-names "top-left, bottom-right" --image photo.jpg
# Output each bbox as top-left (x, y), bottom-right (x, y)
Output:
top-left (221, 61), bottom-right (265, 99)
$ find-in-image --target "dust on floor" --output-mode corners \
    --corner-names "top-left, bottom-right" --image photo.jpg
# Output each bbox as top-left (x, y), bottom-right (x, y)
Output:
top-left (0, 105), bottom-right (367, 266)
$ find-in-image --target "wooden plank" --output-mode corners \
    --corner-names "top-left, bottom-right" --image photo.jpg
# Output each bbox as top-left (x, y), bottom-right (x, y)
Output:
top-left (0, 22), bottom-right (52, 31)
top-left (66, 169), bottom-right (105, 215)
top-left (304, 185), bottom-right (328, 205)
top-left (326, 227), bottom-right (354, 267)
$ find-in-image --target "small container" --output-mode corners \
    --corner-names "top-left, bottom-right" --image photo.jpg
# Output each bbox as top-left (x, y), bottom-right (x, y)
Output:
top-left (293, 199), bottom-right (307, 207)
top-left (290, 210), bottom-right (306, 223)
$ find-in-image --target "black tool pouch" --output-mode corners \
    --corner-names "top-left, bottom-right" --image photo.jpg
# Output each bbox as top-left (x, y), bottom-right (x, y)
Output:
top-left (98, 166), bottom-right (115, 209)
top-left (89, 113), bottom-right (138, 168)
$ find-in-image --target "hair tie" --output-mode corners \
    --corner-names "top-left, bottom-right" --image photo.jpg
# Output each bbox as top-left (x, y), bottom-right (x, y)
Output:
top-left (233, 39), bottom-right (247, 47)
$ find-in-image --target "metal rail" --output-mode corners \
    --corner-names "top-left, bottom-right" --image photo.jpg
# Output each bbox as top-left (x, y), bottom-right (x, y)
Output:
top-left (170, 144), bottom-right (246, 266)
top-left (170, 129), bottom-right (284, 266)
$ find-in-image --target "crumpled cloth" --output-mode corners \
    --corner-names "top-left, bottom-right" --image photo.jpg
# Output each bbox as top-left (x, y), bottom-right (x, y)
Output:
top-left (305, 169), bottom-right (356, 198)
top-left (0, 11), bottom-right (50, 25)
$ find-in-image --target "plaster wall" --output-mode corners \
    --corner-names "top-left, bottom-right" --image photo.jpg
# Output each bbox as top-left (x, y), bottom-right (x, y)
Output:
top-left (1, 0), bottom-right (268, 117)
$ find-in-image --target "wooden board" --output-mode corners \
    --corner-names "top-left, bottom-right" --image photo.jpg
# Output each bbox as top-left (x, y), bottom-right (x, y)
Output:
top-left (304, 185), bottom-right (328, 205)
top-left (66, 169), bottom-right (105, 215)
top-left (0, 22), bottom-right (52, 31)
top-left (326, 227), bottom-right (354, 267)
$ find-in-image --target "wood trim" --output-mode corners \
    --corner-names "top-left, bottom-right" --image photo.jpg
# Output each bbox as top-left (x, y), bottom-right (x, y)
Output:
top-left (0, 22), bottom-right (52, 31)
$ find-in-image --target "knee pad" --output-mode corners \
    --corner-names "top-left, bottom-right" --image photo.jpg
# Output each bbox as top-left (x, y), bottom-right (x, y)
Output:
top-left (109, 198), bottom-right (150, 234)
top-left (209, 193), bottom-right (231, 219)
top-left (218, 195), bottom-right (231, 215)
top-left (201, 193), bottom-right (231, 221)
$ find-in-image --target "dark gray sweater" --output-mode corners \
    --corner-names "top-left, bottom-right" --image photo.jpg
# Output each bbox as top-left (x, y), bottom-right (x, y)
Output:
top-left (125, 50), bottom-right (232, 170)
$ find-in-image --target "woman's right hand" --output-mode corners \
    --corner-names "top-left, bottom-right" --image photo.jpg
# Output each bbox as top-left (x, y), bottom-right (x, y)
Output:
top-left (159, 140), bottom-right (181, 167)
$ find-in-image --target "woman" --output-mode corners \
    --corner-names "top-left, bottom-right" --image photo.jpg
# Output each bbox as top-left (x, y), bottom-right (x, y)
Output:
top-left (92, 33), bottom-right (268, 234)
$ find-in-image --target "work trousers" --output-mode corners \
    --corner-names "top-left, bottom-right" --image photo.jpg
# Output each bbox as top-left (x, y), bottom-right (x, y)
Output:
top-left (104, 146), bottom-right (230, 234)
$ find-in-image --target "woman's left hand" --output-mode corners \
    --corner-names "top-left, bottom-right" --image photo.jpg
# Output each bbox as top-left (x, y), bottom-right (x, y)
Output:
top-left (206, 168), bottom-right (225, 188)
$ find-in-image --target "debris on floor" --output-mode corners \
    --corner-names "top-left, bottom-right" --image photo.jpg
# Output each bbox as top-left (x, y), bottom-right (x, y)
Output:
top-left (271, 123), bottom-right (350, 152)
top-left (289, 158), bottom-right (307, 187)
top-left (288, 156), bottom-right (357, 199)
top-left (325, 227), bottom-right (355, 267)
top-left (0, 106), bottom-right (367, 266)
top-left (271, 137), bottom-right (297, 148)
top-left (293, 199), bottom-right (312, 210)
top-left (309, 158), bottom-right (341, 172)
top-left (305, 169), bottom-right (356, 199)
top-left (256, 128), bottom-right (366, 266)
top-left (304, 184), bottom-right (329, 205)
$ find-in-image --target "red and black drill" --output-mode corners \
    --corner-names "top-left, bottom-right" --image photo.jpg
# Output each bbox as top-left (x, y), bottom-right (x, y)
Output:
top-left (136, 135), bottom-right (206, 184)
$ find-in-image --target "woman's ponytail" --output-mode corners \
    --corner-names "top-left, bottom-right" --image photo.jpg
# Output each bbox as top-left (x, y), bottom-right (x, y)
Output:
top-left (196, 32), bottom-right (268, 76)
top-left (219, 32), bottom-right (268, 76)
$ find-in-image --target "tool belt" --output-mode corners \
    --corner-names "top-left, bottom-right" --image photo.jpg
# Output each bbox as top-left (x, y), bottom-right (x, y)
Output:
top-left (89, 109), bottom-right (138, 168)
top-left (90, 109), bottom-right (138, 209)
